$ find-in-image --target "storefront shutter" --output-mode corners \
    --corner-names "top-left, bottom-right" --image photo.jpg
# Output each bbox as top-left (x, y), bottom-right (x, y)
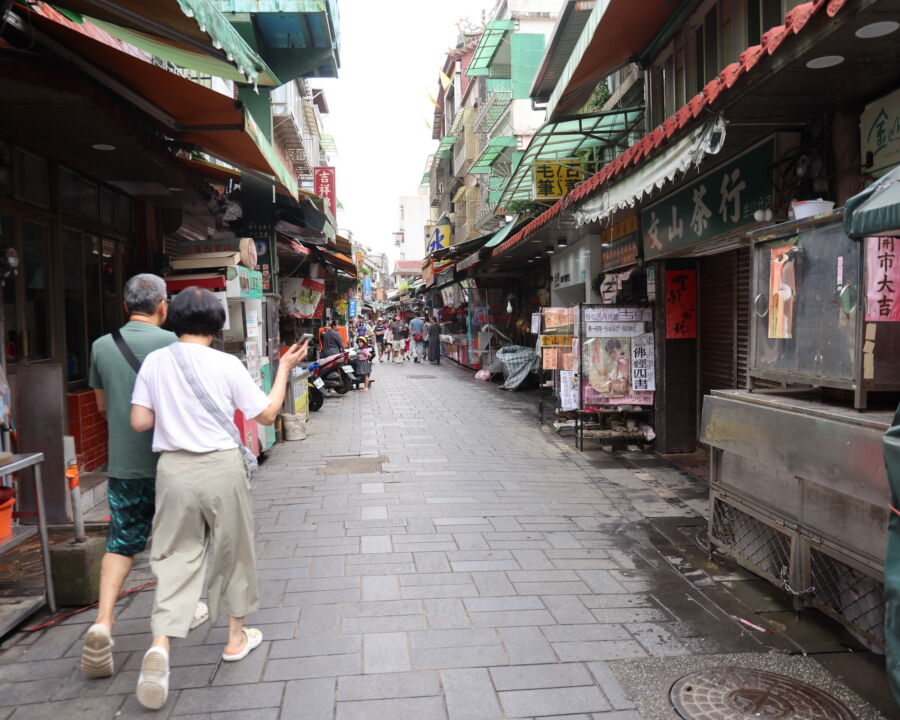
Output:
top-left (699, 250), bottom-right (738, 399)
top-left (735, 246), bottom-right (750, 389)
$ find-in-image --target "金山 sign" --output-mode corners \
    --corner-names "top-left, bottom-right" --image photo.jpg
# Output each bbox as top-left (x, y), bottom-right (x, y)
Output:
top-left (533, 162), bottom-right (584, 200)
top-left (642, 140), bottom-right (775, 259)
top-left (314, 167), bottom-right (337, 219)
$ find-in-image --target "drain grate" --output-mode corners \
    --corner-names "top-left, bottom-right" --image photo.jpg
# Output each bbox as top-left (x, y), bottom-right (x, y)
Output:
top-left (408, 375), bottom-right (436, 379)
top-left (670, 667), bottom-right (855, 720)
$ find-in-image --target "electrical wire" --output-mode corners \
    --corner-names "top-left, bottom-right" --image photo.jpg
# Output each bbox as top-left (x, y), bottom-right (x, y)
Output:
top-left (23, 580), bottom-right (156, 632)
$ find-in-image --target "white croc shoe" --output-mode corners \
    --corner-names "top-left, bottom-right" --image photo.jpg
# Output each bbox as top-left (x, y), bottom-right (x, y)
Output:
top-left (79, 623), bottom-right (114, 677)
top-left (136, 647), bottom-right (170, 710)
top-left (190, 601), bottom-right (209, 630)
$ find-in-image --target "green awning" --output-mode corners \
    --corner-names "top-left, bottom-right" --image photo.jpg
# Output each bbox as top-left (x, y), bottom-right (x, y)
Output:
top-left (467, 19), bottom-right (515, 76)
top-left (471, 136), bottom-right (517, 174)
top-left (87, 16), bottom-right (279, 86)
top-left (845, 165), bottom-right (900, 239)
top-left (320, 134), bottom-right (337, 152)
top-left (483, 214), bottom-right (521, 248)
top-left (434, 135), bottom-right (455, 160)
top-left (497, 106), bottom-right (644, 210)
top-left (51, 0), bottom-right (274, 86)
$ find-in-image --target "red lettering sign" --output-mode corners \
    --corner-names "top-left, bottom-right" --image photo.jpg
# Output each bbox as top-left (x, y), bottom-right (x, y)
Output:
top-left (314, 167), bottom-right (337, 220)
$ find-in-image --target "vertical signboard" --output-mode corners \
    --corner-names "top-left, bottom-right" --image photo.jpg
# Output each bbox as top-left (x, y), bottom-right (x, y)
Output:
top-left (314, 167), bottom-right (337, 219)
top-left (362, 276), bottom-right (373, 301)
top-left (665, 269), bottom-right (697, 339)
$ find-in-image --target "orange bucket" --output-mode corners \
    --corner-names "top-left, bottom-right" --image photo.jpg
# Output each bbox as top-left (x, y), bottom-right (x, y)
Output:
top-left (0, 496), bottom-right (14, 540)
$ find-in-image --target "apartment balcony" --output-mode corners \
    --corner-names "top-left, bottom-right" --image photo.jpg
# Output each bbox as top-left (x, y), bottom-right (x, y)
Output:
top-left (450, 108), bottom-right (477, 178)
top-left (473, 87), bottom-right (512, 136)
top-left (272, 88), bottom-right (309, 181)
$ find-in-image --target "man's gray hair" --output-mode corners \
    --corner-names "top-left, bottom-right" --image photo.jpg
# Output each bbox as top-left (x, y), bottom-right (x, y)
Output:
top-left (124, 274), bottom-right (167, 315)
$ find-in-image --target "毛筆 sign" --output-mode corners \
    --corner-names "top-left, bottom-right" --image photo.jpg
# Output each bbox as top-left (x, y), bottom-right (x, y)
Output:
top-left (641, 139), bottom-right (775, 260)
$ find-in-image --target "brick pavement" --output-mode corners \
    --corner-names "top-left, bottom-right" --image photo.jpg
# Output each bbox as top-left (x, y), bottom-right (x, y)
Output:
top-left (1, 359), bottom-right (768, 718)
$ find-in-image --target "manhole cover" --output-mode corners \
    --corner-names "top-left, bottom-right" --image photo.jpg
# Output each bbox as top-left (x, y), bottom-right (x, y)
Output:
top-left (670, 667), bottom-right (855, 720)
top-left (408, 375), bottom-right (436, 379)
top-left (322, 455), bottom-right (387, 475)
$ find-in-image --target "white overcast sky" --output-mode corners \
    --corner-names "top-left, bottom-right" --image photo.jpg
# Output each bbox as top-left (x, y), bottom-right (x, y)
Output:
top-left (317, 0), bottom-right (497, 265)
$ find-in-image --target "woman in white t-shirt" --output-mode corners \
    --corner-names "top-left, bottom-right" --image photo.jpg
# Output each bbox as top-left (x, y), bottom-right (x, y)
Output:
top-left (130, 287), bottom-right (307, 711)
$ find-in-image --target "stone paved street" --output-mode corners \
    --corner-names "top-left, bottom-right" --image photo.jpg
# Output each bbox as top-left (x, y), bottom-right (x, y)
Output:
top-left (0, 360), bottom-right (889, 718)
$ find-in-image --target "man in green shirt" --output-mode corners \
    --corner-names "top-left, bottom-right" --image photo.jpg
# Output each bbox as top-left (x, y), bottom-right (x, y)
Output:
top-left (80, 274), bottom-right (205, 677)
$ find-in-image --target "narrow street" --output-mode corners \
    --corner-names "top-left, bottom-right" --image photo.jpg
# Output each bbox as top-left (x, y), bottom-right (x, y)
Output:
top-left (0, 362), bottom-right (890, 718)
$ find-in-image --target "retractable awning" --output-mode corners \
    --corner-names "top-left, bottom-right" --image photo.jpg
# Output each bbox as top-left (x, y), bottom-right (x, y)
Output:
top-left (497, 107), bottom-right (644, 210)
top-left (470, 136), bottom-right (517, 175)
top-left (845, 165), bottom-right (900, 240)
top-left (435, 136), bottom-right (455, 160)
top-left (467, 19), bottom-right (515, 76)
top-left (44, 0), bottom-right (276, 85)
top-left (22, 8), bottom-right (297, 196)
top-left (546, 0), bottom-right (682, 119)
top-left (315, 247), bottom-right (357, 277)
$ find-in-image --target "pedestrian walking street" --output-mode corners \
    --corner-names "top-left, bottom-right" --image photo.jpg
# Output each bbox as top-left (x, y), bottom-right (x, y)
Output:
top-left (0, 361), bottom-right (890, 719)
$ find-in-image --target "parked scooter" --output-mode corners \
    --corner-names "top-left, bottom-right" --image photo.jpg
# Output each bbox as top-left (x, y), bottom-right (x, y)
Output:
top-left (307, 350), bottom-right (355, 411)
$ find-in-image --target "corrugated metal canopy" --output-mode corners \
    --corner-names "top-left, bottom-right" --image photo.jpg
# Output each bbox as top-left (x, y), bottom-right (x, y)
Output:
top-left (530, 0), bottom-right (594, 105)
top-left (466, 19), bottom-right (515, 76)
top-left (497, 107), bottom-right (643, 210)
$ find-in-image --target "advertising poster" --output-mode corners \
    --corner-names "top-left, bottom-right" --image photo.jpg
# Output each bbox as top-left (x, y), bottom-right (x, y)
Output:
top-left (665, 270), bottom-right (697, 339)
top-left (866, 236), bottom-right (900, 321)
top-left (581, 306), bottom-right (653, 407)
top-left (472, 306), bottom-right (490, 325)
top-left (279, 277), bottom-right (324, 319)
top-left (768, 243), bottom-right (796, 338)
top-left (543, 307), bottom-right (574, 329)
top-left (559, 370), bottom-right (579, 411)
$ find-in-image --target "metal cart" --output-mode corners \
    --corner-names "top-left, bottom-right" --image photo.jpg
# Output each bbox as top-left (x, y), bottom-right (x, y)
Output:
top-left (0, 453), bottom-right (56, 636)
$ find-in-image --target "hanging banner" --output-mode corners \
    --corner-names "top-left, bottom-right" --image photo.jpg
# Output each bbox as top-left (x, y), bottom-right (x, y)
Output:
top-left (768, 243), bottom-right (797, 338)
top-left (362, 276), bottom-right (373, 301)
top-left (665, 269), bottom-right (697, 339)
top-left (314, 167), bottom-right (337, 220)
top-left (279, 277), bottom-right (324, 319)
top-left (642, 140), bottom-right (775, 259)
top-left (866, 236), bottom-right (900, 321)
top-left (349, 299), bottom-right (358, 318)
top-left (631, 333), bottom-right (656, 391)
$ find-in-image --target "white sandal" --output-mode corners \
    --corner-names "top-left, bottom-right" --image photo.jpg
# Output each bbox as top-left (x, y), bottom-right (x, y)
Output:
top-left (222, 627), bottom-right (263, 662)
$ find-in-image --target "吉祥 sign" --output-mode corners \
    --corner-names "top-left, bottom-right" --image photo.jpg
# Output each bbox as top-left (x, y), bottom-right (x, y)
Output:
top-left (314, 167), bottom-right (337, 219)
top-left (866, 236), bottom-right (900, 321)
top-left (534, 162), bottom-right (584, 200)
top-left (600, 215), bottom-right (640, 271)
top-left (642, 140), bottom-right (775, 259)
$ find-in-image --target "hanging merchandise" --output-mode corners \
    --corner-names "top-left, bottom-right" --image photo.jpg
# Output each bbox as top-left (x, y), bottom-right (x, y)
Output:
top-left (280, 277), bottom-right (325, 319)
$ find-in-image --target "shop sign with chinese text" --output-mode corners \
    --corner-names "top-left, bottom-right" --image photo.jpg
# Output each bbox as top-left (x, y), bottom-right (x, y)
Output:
top-left (866, 236), bottom-right (900, 321)
top-left (362, 276), bottom-right (373, 300)
top-left (665, 269), bottom-right (697, 339)
top-left (642, 139), bottom-right (775, 259)
top-left (600, 215), bottom-right (640, 270)
top-left (425, 222), bottom-right (452, 254)
top-left (540, 334), bottom-right (574, 347)
top-left (861, 86), bottom-right (900, 178)
top-left (534, 162), bottom-right (584, 200)
top-left (314, 167), bottom-right (337, 219)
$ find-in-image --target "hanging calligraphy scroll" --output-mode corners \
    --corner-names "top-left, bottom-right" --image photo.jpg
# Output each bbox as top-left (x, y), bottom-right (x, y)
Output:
top-left (665, 270), bottom-right (697, 339)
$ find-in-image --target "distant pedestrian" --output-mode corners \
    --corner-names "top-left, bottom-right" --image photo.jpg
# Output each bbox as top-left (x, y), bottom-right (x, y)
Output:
top-left (321, 320), bottom-right (344, 357)
top-left (80, 274), bottom-right (209, 680)
top-left (374, 318), bottom-right (387, 360)
top-left (427, 315), bottom-right (441, 364)
top-left (389, 315), bottom-right (406, 364)
top-left (409, 313), bottom-right (426, 363)
top-left (129, 287), bottom-right (308, 710)
top-left (355, 336), bottom-right (373, 392)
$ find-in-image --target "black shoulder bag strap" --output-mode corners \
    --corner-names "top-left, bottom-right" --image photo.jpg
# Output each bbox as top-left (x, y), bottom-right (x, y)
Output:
top-left (111, 329), bottom-right (142, 374)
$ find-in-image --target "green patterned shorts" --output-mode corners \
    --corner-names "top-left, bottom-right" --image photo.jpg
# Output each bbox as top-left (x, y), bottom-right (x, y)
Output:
top-left (106, 477), bottom-right (155, 556)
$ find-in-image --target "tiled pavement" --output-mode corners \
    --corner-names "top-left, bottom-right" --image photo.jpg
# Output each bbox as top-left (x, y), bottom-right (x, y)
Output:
top-left (0, 358), bottom-right (854, 718)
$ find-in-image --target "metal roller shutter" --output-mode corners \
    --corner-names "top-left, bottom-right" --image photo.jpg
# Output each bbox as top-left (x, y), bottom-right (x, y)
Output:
top-left (735, 247), bottom-right (750, 389)
top-left (699, 250), bottom-right (738, 399)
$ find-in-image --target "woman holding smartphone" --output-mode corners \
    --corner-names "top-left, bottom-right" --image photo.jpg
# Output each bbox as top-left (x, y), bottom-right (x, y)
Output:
top-left (129, 287), bottom-right (308, 710)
